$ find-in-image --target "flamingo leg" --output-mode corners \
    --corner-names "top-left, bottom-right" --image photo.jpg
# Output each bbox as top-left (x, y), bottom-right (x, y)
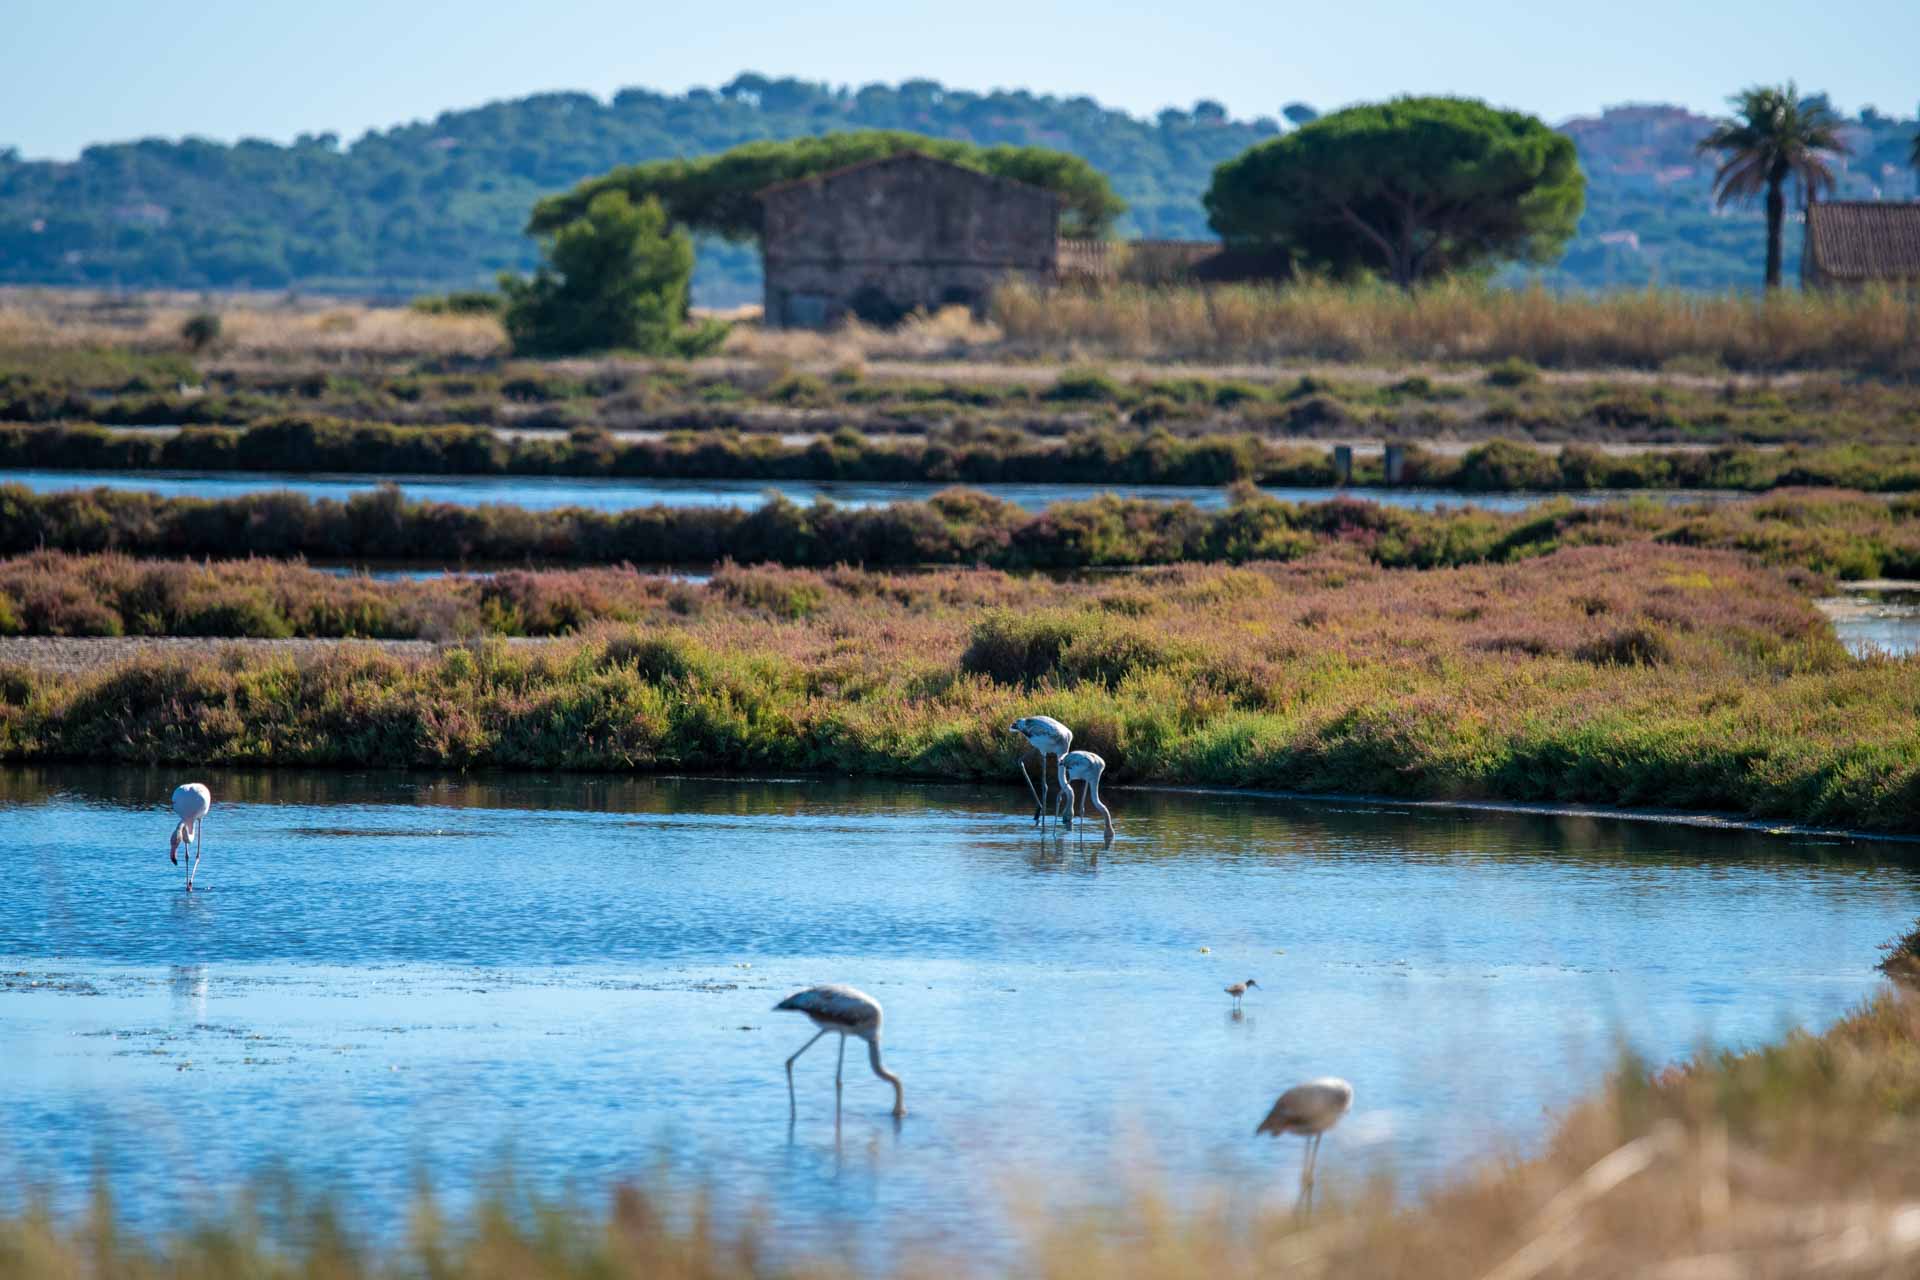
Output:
top-left (786, 1028), bottom-right (829, 1115)
top-left (1018, 756), bottom-right (1044, 822)
top-left (187, 819), bottom-right (203, 892)
top-left (835, 1032), bottom-right (846, 1093)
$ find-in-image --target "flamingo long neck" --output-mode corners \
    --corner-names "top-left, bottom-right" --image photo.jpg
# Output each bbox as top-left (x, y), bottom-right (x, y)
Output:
top-left (867, 1036), bottom-right (904, 1112)
top-left (1085, 773), bottom-right (1109, 820)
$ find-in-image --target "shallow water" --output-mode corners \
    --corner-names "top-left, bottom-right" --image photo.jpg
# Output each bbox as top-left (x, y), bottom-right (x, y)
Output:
top-left (0, 468), bottom-right (1726, 514)
top-left (1819, 586), bottom-right (1920, 657)
top-left (2, 768), bottom-right (1913, 1265)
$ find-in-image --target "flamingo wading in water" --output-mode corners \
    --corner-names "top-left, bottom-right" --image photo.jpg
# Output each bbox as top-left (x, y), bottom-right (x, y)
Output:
top-left (775, 984), bottom-right (905, 1118)
top-left (1225, 978), bottom-right (1258, 1008)
top-left (168, 783), bottom-right (212, 892)
top-left (1055, 748), bottom-right (1115, 840)
top-left (1008, 715), bottom-right (1072, 824)
top-left (1257, 1077), bottom-right (1353, 1195)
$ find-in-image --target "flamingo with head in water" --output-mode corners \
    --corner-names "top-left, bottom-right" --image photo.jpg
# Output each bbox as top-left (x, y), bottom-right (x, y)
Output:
top-left (775, 984), bottom-right (906, 1118)
top-left (1055, 748), bottom-right (1115, 840)
top-left (1008, 715), bottom-right (1072, 824)
top-left (168, 783), bottom-right (211, 892)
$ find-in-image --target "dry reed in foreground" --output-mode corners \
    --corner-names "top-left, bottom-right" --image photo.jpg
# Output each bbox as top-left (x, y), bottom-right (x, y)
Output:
top-left (7, 948), bottom-right (1920, 1277)
top-left (992, 279), bottom-right (1920, 373)
top-left (7, 282), bottom-right (1920, 379)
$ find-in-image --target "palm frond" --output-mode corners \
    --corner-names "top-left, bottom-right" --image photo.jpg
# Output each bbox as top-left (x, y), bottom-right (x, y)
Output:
top-left (1697, 81), bottom-right (1851, 208)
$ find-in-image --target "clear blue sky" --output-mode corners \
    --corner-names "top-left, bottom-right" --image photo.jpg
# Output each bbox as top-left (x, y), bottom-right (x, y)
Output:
top-left (6, 0), bottom-right (1915, 160)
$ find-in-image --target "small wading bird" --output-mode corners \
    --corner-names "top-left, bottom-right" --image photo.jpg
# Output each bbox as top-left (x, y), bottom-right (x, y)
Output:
top-left (1008, 715), bottom-right (1072, 823)
top-left (168, 782), bottom-right (212, 892)
top-left (1055, 748), bottom-right (1115, 840)
top-left (775, 984), bottom-right (905, 1118)
top-left (1257, 1077), bottom-right (1354, 1196)
top-left (1225, 978), bottom-right (1258, 1008)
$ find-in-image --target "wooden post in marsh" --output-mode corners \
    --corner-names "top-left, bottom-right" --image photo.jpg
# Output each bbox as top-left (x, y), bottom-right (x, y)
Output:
top-left (1332, 445), bottom-right (1353, 487)
top-left (1383, 444), bottom-right (1407, 486)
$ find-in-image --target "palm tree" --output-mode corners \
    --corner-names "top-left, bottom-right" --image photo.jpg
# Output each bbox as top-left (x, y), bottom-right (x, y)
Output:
top-left (1697, 84), bottom-right (1850, 289)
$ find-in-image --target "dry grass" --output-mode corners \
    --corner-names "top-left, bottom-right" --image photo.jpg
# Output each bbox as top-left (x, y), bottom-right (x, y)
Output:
top-left (0, 288), bottom-right (506, 360)
top-left (992, 279), bottom-right (1920, 373)
top-left (8, 283), bottom-right (1920, 377)
top-left (721, 304), bottom-right (1003, 364)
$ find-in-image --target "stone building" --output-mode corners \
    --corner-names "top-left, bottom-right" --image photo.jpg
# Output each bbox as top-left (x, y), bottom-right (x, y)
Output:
top-left (1802, 202), bottom-right (1920, 288)
top-left (757, 152), bottom-right (1059, 328)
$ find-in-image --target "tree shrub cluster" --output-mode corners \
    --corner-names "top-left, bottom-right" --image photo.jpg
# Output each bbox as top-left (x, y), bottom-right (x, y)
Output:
top-left (0, 484), bottom-right (1913, 579)
top-left (7, 421), bottom-right (1920, 493)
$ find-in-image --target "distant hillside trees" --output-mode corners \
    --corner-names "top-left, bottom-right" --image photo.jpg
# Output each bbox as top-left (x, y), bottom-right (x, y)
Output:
top-left (0, 76), bottom-right (1267, 301)
top-left (0, 74), bottom-right (1913, 298)
top-left (528, 131), bottom-right (1127, 241)
top-left (1697, 84), bottom-right (1849, 289)
top-left (1205, 97), bottom-right (1584, 288)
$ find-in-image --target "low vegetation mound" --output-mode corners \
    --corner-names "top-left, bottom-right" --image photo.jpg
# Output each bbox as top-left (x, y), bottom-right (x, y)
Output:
top-left (9, 419), bottom-right (1920, 492)
top-left (0, 546), bottom-right (1912, 830)
top-left (1, 485), bottom-right (1913, 581)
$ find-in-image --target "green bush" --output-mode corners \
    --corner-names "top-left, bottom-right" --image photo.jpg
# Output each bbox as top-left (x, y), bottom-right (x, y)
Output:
top-left (1486, 357), bottom-right (1542, 387)
top-left (500, 192), bottom-right (695, 357)
top-left (959, 608), bottom-right (1194, 687)
top-left (180, 311), bottom-right (222, 353)
top-left (1043, 367), bottom-right (1121, 403)
top-left (409, 290), bottom-right (504, 315)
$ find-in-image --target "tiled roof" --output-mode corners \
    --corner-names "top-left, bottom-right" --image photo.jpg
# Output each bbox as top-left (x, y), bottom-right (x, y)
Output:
top-left (1805, 202), bottom-right (1920, 282)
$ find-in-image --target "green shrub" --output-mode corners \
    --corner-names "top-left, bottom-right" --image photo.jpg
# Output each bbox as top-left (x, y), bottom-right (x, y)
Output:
top-left (959, 608), bottom-right (1193, 687)
top-left (603, 630), bottom-right (714, 683)
top-left (1575, 624), bottom-right (1672, 666)
top-left (180, 312), bottom-right (222, 353)
top-left (409, 290), bottom-right (504, 315)
top-left (1044, 367), bottom-right (1121, 402)
top-left (768, 373), bottom-right (828, 405)
top-left (500, 192), bottom-right (694, 357)
top-left (1486, 357), bottom-right (1541, 387)
top-left (176, 591), bottom-right (294, 638)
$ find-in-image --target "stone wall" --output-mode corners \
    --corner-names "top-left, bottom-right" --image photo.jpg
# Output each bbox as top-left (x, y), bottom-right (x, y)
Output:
top-left (759, 153), bottom-right (1059, 328)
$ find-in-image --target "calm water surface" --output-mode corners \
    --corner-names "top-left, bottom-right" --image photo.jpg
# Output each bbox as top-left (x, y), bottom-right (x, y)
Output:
top-left (1819, 586), bottom-right (1920, 657)
top-left (0, 468), bottom-right (1726, 514)
top-left (2, 768), bottom-right (1913, 1264)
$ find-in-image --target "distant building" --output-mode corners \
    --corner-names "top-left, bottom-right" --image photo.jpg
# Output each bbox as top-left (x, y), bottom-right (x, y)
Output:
top-left (1802, 202), bottom-right (1920, 288)
top-left (757, 152), bottom-right (1060, 329)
